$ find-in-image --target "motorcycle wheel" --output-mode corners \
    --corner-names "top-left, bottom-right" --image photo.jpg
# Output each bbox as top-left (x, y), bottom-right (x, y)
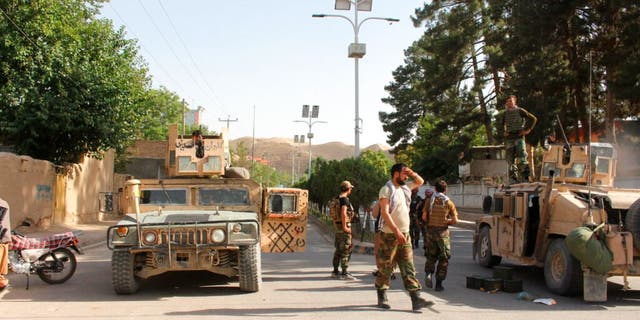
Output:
top-left (36, 247), bottom-right (77, 284)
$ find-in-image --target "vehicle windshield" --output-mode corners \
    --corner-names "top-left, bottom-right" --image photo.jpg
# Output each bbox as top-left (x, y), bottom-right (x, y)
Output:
top-left (140, 189), bottom-right (187, 205)
top-left (198, 188), bottom-right (250, 206)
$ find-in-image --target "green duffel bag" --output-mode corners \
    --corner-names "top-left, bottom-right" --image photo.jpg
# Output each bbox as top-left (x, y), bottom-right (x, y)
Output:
top-left (565, 224), bottom-right (613, 274)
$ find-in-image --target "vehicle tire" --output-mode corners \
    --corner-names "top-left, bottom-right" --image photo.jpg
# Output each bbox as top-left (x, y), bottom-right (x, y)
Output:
top-left (37, 247), bottom-right (77, 284)
top-left (544, 238), bottom-right (583, 296)
top-left (238, 243), bottom-right (261, 292)
top-left (482, 196), bottom-right (493, 214)
top-left (625, 197), bottom-right (640, 250)
top-left (112, 250), bottom-right (140, 294)
top-left (477, 226), bottom-right (501, 267)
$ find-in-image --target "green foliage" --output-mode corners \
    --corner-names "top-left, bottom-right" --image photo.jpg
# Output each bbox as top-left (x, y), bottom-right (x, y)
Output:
top-left (307, 151), bottom-right (391, 213)
top-left (137, 87), bottom-right (185, 141)
top-left (230, 141), bottom-right (252, 169)
top-left (0, 0), bottom-right (150, 164)
top-left (250, 161), bottom-right (289, 188)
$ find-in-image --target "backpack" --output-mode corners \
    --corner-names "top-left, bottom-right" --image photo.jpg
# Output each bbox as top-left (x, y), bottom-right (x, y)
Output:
top-left (329, 197), bottom-right (342, 223)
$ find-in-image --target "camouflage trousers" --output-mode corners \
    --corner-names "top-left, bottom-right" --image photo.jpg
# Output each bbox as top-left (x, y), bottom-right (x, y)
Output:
top-left (505, 137), bottom-right (527, 166)
top-left (332, 231), bottom-right (353, 271)
top-left (505, 137), bottom-right (529, 182)
top-left (374, 232), bottom-right (421, 292)
top-left (423, 228), bottom-right (451, 281)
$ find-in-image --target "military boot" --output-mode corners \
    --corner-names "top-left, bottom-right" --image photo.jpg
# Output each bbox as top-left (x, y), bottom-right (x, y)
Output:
top-left (376, 289), bottom-right (390, 309)
top-left (424, 273), bottom-right (433, 288)
top-left (435, 279), bottom-right (444, 291)
top-left (410, 291), bottom-right (434, 312)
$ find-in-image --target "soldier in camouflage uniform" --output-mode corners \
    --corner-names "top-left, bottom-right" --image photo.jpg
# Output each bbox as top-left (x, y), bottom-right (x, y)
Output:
top-left (375, 163), bottom-right (434, 313)
top-left (502, 95), bottom-right (537, 182)
top-left (422, 180), bottom-right (458, 291)
top-left (331, 181), bottom-right (356, 280)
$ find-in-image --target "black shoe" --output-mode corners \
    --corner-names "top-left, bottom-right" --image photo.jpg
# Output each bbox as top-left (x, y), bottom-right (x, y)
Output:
top-left (377, 289), bottom-right (391, 309)
top-left (330, 270), bottom-right (340, 279)
top-left (410, 291), bottom-right (434, 313)
top-left (435, 279), bottom-right (444, 291)
top-left (424, 273), bottom-right (433, 288)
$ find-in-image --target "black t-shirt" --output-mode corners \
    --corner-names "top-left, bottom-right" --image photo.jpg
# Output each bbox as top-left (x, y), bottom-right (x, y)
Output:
top-left (339, 196), bottom-right (353, 218)
top-left (339, 196), bottom-right (351, 208)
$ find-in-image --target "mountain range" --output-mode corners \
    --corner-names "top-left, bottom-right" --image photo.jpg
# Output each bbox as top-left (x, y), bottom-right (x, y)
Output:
top-left (230, 137), bottom-right (392, 175)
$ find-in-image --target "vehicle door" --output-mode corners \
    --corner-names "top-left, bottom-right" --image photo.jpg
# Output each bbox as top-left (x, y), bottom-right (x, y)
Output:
top-left (261, 187), bottom-right (308, 253)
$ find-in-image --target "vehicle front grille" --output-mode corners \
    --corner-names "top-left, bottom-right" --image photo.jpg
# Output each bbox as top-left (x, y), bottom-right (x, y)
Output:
top-left (161, 228), bottom-right (209, 245)
top-left (142, 226), bottom-right (223, 246)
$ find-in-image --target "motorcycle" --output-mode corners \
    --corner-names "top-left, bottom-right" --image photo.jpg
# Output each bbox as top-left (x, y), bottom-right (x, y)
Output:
top-left (8, 221), bottom-right (82, 289)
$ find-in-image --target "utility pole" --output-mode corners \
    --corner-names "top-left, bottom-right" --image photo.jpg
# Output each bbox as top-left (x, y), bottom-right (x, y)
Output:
top-left (218, 115), bottom-right (238, 129)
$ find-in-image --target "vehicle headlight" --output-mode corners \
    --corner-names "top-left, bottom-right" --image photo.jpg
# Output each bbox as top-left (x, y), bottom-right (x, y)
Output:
top-left (211, 229), bottom-right (225, 243)
top-left (142, 231), bottom-right (158, 245)
top-left (228, 222), bottom-right (258, 244)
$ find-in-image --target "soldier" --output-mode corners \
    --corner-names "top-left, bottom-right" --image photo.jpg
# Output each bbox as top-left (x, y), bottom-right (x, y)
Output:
top-left (0, 198), bottom-right (11, 291)
top-left (502, 95), bottom-right (537, 182)
top-left (375, 163), bottom-right (434, 312)
top-left (331, 180), bottom-right (356, 280)
top-left (422, 180), bottom-right (458, 291)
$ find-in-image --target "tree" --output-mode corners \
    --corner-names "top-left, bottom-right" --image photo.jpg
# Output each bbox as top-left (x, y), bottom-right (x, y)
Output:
top-left (229, 141), bottom-right (252, 169)
top-left (137, 87), bottom-right (186, 141)
top-left (0, 0), bottom-right (151, 164)
top-left (307, 151), bottom-right (391, 212)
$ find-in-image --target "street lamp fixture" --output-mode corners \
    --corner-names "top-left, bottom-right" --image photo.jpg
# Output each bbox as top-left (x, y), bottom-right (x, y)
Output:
top-left (294, 105), bottom-right (326, 180)
top-left (312, 0), bottom-right (398, 157)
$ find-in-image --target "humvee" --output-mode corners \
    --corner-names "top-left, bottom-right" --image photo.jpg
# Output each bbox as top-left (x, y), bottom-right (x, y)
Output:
top-left (107, 125), bottom-right (308, 294)
top-left (473, 142), bottom-right (640, 301)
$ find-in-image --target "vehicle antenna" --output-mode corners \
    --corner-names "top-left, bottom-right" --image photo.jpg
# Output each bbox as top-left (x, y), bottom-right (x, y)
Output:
top-left (587, 52), bottom-right (594, 225)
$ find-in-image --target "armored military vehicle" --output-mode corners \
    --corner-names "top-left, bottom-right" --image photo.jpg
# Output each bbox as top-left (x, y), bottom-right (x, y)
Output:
top-left (107, 125), bottom-right (308, 294)
top-left (473, 142), bottom-right (640, 301)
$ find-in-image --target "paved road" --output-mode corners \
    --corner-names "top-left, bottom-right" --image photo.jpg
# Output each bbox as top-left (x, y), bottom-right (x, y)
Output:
top-left (1, 221), bottom-right (638, 320)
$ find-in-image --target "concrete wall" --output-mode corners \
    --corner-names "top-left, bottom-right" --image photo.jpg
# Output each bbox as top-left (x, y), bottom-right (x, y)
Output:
top-left (0, 151), bottom-right (114, 228)
top-left (0, 152), bottom-right (56, 228)
top-left (446, 181), bottom-right (499, 210)
top-left (63, 150), bottom-right (115, 224)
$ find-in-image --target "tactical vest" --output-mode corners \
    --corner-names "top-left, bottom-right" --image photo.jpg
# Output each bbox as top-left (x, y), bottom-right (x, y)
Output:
top-left (427, 197), bottom-right (449, 228)
top-left (505, 108), bottom-right (524, 134)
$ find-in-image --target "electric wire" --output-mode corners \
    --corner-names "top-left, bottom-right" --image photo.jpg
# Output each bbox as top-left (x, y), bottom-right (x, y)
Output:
top-left (137, 0), bottom-right (210, 107)
top-left (107, 1), bottom-right (188, 95)
top-left (157, 0), bottom-right (226, 111)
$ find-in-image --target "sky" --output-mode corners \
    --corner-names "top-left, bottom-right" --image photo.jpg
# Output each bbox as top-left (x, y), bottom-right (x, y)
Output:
top-left (99, 1), bottom-right (426, 150)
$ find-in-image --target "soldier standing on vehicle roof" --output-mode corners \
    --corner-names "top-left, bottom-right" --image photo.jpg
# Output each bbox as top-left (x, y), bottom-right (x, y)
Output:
top-left (422, 179), bottom-right (458, 291)
top-left (502, 95), bottom-right (537, 182)
top-left (331, 181), bottom-right (356, 280)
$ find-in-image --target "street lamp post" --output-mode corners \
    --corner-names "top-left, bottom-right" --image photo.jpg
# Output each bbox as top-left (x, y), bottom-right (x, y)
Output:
top-left (294, 105), bottom-right (326, 180)
top-left (292, 134), bottom-right (306, 185)
top-left (313, 0), bottom-right (398, 157)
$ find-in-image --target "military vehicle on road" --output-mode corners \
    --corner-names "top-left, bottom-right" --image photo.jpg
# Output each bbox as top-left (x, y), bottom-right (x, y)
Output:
top-left (473, 142), bottom-right (639, 301)
top-left (107, 125), bottom-right (308, 294)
